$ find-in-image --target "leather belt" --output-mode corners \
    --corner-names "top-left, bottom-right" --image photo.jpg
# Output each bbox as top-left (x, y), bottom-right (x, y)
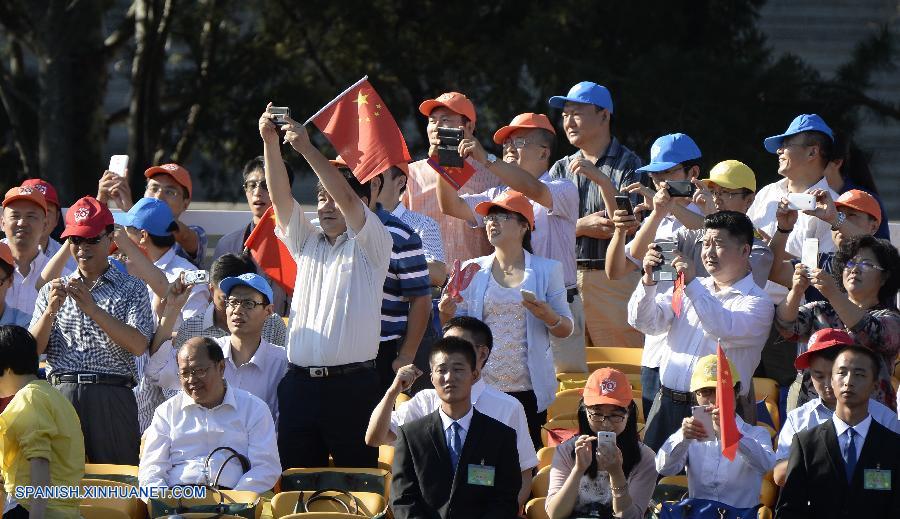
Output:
top-left (289, 360), bottom-right (376, 378)
top-left (566, 287), bottom-right (579, 303)
top-left (576, 259), bottom-right (605, 271)
top-left (661, 386), bottom-right (695, 404)
top-left (49, 372), bottom-right (135, 388)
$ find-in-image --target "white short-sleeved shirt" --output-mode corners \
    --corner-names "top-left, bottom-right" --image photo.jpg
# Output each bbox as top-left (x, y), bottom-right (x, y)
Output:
top-left (390, 378), bottom-right (538, 471)
top-left (275, 200), bottom-right (391, 366)
top-left (746, 177), bottom-right (838, 256)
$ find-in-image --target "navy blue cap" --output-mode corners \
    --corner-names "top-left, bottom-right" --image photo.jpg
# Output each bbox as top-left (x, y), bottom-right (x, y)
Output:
top-left (219, 273), bottom-right (274, 305)
top-left (636, 133), bottom-right (702, 173)
top-left (121, 197), bottom-right (177, 236)
top-left (548, 81), bottom-right (614, 113)
top-left (763, 114), bottom-right (834, 154)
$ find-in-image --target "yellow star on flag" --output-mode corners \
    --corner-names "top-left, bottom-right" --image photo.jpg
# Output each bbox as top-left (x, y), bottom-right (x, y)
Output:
top-left (354, 91), bottom-right (369, 106)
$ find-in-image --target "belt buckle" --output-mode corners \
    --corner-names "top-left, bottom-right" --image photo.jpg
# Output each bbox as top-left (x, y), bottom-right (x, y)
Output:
top-left (76, 373), bottom-right (98, 384)
top-left (309, 367), bottom-right (328, 378)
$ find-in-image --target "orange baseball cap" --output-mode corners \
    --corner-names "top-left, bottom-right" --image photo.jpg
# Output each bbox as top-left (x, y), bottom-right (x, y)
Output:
top-left (418, 92), bottom-right (477, 123)
top-left (20, 179), bottom-right (59, 207)
top-left (61, 196), bottom-right (114, 239)
top-left (3, 186), bottom-right (47, 214)
top-left (835, 189), bottom-right (881, 226)
top-left (474, 190), bottom-right (535, 230)
top-left (144, 163), bottom-right (193, 198)
top-left (583, 368), bottom-right (633, 408)
top-left (0, 242), bottom-right (13, 269)
top-left (492, 113), bottom-right (556, 145)
top-left (794, 328), bottom-right (855, 370)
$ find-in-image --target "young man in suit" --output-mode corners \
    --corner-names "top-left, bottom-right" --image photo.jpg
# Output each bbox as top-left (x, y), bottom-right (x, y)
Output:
top-left (776, 345), bottom-right (900, 518)
top-left (391, 336), bottom-right (521, 519)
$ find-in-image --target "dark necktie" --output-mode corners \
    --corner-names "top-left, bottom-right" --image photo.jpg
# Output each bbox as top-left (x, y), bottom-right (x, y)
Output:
top-left (844, 427), bottom-right (857, 482)
top-left (448, 422), bottom-right (462, 474)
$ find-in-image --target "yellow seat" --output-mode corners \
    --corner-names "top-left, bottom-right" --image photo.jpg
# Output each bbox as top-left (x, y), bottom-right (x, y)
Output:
top-left (586, 361), bottom-right (642, 375)
top-left (156, 515), bottom-right (247, 519)
top-left (531, 465), bottom-right (552, 499)
top-left (277, 468), bottom-right (391, 505)
top-left (525, 496), bottom-right (550, 519)
top-left (395, 392), bottom-right (410, 407)
top-left (540, 418), bottom-right (580, 447)
top-left (378, 444), bottom-right (394, 473)
top-left (760, 478), bottom-right (778, 508)
top-left (753, 377), bottom-right (780, 430)
top-left (536, 446), bottom-right (556, 470)
top-left (280, 514), bottom-right (372, 519)
top-left (81, 505), bottom-right (132, 519)
top-left (555, 388), bottom-right (584, 398)
top-left (80, 479), bottom-right (145, 519)
top-left (546, 394), bottom-right (582, 421)
top-left (758, 505), bottom-right (773, 519)
top-left (148, 489), bottom-right (260, 519)
top-left (558, 372), bottom-right (641, 392)
top-left (271, 490), bottom-right (385, 518)
top-left (585, 347), bottom-right (643, 366)
top-left (658, 475), bottom-right (688, 487)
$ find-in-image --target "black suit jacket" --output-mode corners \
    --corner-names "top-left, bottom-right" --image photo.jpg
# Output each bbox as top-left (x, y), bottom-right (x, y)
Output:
top-left (776, 418), bottom-right (900, 518)
top-left (390, 408), bottom-right (521, 519)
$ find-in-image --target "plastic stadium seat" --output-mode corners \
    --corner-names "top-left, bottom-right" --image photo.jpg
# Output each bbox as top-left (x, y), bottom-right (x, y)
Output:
top-left (540, 418), bottom-right (579, 447)
top-left (525, 497), bottom-right (551, 519)
top-left (758, 505), bottom-right (773, 519)
top-left (752, 377), bottom-right (780, 428)
top-left (280, 514), bottom-right (372, 519)
top-left (277, 468), bottom-right (391, 505)
top-left (270, 490), bottom-right (385, 518)
top-left (536, 446), bottom-right (556, 470)
top-left (586, 361), bottom-right (642, 375)
top-left (377, 444), bottom-right (394, 473)
top-left (585, 347), bottom-right (644, 366)
top-left (546, 394), bottom-right (582, 421)
top-left (531, 466), bottom-right (552, 498)
top-left (80, 505), bottom-right (131, 519)
top-left (83, 464), bottom-right (139, 486)
top-left (658, 475), bottom-right (688, 488)
top-left (760, 478), bottom-right (778, 508)
top-left (80, 479), bottom-right (145, 519)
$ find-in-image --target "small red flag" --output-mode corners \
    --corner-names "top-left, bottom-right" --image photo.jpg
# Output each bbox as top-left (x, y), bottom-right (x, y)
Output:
top-left (244, 206), bottom-right (296, 294)
top-left (309, 76), bottom-right (411, 184)
top-left (716, 343), bottom-right (742, 461)
top-left (427, 157), bottom-right (477, 191)
top-left (671, 271), bottom-right (685, 317)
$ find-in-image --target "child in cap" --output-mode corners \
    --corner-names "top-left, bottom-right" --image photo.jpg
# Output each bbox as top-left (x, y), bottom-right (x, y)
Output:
top-left (545, 368), bottom-right (657, 519)
top-left (655, 354), bottom-right (775, 509)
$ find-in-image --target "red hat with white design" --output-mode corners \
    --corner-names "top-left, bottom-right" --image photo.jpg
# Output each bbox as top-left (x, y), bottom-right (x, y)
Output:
top-left (20, 178), bottom-right (59, 207)
top-left (3, 185), bottom-right (47, 214)
top-left (583, 368), bottom-right (632, 408)
top-left (61, 196), bottom-right (114, 239)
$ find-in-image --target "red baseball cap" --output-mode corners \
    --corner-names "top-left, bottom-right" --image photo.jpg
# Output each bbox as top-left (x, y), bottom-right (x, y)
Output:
top-left (20, 179), bottom-right (59, 207)
top-left (583, 368), bottom-right (633, 408)
top-left (492, 113), bottom-right (556, 145)
top-left (0, 242), bottom-right (13, 269)
top-left (3, 186), bottom-right (47, 214)
top-left (474, 190), bottom-right (535, 230)
top-left (418, 92), bottom-right (477, 124)
top-left (835, 189), bottom-right (881, 227)
top-left (794, 328), bottom-right (855, 370)
top-left (144, 163), bottom-right (193, 198)
top-left (61, 196), bottom-right (114, 239)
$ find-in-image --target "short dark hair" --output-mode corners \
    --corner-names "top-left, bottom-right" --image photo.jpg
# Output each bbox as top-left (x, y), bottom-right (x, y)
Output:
top-left (809, 346), bottom-right (842, 365)
top-left (534, 128), bottom-right (557, 158)
top-left (443, 316), bottom-right (493, 351)
top-left (802, 131), bottom-right (835, 165)
top-left (387, 166), bottom-right (408, 195)
top-left (243, 155), bottom-right (295, 187)
top-left (210, 253), bottom-right (257, 286)
top-left (832, 236), bottom-right (900, 308)
top-left (704, 210), bottom-right (754, 247)
top-left (147, 233), bottom-right (176, 248)
top-left (681, 158), bottom-right (703, 177)
top-left (835, 344), bottom-right (882, 378)
top-left (487, 205), bottom-right (533, 253)
top-left (317, 169), bottom-right (370, 202)
top-left (183, 336), bottom-right (225, 363)
top-left (0, 325), bottom-right (39, 376)
top-left (429, 336), bottom-right (477, 370)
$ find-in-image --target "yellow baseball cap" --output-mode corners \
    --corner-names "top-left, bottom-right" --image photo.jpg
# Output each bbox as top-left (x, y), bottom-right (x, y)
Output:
top-left (690, 354), bottom-right (740, 392)
top-left (702, 160), bottom-right (756, 193)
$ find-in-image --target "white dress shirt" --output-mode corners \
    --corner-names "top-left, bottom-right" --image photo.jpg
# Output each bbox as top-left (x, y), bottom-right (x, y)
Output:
top-left (438, 406), bottom-right (474, 448)
top-left (833, 414), bottom-right (872, 467)
top-left (776, 398), bottom-right (900, 461)
top-left (655, 416), bottom-right (775, 508)
top-left (6, 250), bottom-right (50, 324)
top-left (139, 385), bottom-right (281, 493)
top-left (746, 177), bottom-right (838, 257)
top-left (144, 336), bottom-right (287, 420)
top-left (627, 273), bottom-right (774, 396)
top-left (153, 247), bottom-right (210, 323)
top-left (390, 378), bottom-right (538, 471)
top-left (275, 200), bottom-right (391, 367)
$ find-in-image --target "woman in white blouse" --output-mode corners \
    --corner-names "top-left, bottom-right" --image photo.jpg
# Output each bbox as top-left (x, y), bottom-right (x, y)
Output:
top-left (439, 190), bottom-right (572, 448)
top-left (546, 368), bottom-right (657, 519)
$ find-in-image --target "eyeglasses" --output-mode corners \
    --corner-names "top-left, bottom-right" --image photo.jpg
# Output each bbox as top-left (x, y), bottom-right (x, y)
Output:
top-left (502, 137), bottom-right (548, 150)
top-left (483, 213), bottom-right (517, 224)
top-left (225, 298), bottom-right (267, 310)
top-left (585, 409), bottom-right (627, 423)
top-left (843, 260), bottom-right (886, 273)
top-left (146, 183), bottom-right (182, 198)
top-left (70, 233), bottom-right (109, 246)
top-left (710, 189), bottom-right (751, 200)
top-left (243, 180), bottom-right (268, 192)
top-left (179, 364), bottom-right (214, 379)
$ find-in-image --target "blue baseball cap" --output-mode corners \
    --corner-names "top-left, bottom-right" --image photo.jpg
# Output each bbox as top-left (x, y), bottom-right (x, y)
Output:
top-left (636, 133), bottom-right (702, 173)
top-left (121, 197), bottom-right (177, 236)
top-left (548, 81), bottom-right (614, 113)
top-left (763, 114), bottom-right (834, 154)
top-left (219, 273), bottom-right (274, 305)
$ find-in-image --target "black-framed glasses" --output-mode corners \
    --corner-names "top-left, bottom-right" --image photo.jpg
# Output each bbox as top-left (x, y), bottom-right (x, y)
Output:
top-left (843, 259), bottom-right (886, 273)
top-left (243, 180), bottom-right (268, 192)
top-left (225, 298), bottom-right (267, 310)
top-left (585, 409), bottom-right (627, 423)
top-left (179, 364), bottom-right (214, 379)
top-left (70, 233), bottom-right (109, 246)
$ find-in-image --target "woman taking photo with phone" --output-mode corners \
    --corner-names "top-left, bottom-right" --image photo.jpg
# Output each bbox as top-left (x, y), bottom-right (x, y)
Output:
top-left (545, 368), bottom-right (656, 519)
top-left (438, 190), bottom-right (572, 449)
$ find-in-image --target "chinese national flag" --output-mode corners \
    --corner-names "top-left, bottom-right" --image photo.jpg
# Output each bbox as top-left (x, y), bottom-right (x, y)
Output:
top-left (244, 206), bottom-right (296, 294)
top-left (310, 77), bottom-right (411, 184)
top-left (716, 343), bottom-right (743, 461)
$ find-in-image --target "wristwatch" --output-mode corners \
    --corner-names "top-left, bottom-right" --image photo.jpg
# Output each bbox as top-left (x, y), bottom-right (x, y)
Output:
top-left (831, 211), bottom-right (846, 231)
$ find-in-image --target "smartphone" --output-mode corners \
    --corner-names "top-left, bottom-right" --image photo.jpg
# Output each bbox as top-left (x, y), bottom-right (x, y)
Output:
top-left (108, 155), bottom-right (129, 177)
top-left (652, 241), bottom-right (678, 282)
top-left (520, 289), bottom-right (537, 303)
top-left (787, 192), bottom-right (816, 211)
top-left (801, 238), bottom-right (818, 269)
top-left (267, 106), bottom-right (291, 127)
top-left (436, 127), bottom-right (464, 168)
top-left (666, 180), bottom-right (695, 198)
top-left (596, 431), bottom-right (616, 450)
top-left (691, 405), bottom-right (716, 441)
top-left (614, 195), bottom-right (634, 215)
top-left (183, 270), bottom-right (209, 286)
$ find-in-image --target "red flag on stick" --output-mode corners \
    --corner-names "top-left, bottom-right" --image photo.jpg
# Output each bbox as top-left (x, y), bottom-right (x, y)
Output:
top-left (307, 76), bottom-right (411, 184)
top-left (244, 206), bottom-right (296, 294)
top-left (716, 342), bottom-right (742, 461)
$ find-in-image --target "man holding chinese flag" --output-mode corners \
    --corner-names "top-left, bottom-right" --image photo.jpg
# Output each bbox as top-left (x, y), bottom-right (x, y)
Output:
top-left (655, 353), bottom-right (775, 509)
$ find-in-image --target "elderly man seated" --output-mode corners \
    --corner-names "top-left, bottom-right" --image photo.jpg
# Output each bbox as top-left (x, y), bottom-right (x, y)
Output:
top-left (138, 337), bottom-right (281, 492)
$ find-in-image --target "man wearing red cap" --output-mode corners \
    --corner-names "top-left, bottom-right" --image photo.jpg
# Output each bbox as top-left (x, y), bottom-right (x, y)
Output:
top-left (436, 112), bottom-right (583, 373)
top-left (17, 179), bottom-right (76, 271)
top-left (98, 163), bottom-right (207, 267)
top-left (402, 92), bottom-right (501, 270)
top-left (29, 196), bottom-right (154, 464)
top-left (1, 186), bottom-right (51, 326)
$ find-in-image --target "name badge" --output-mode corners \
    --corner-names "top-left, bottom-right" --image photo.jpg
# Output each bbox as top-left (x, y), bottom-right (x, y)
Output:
top-left (863, 468), bottom-right (892, 491)
top-left (467, 463), bottom-right (495, 487)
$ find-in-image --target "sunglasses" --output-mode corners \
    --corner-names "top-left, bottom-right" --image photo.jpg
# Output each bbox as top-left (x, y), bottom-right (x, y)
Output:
top-left (70, 233), bottom-right (109, 246)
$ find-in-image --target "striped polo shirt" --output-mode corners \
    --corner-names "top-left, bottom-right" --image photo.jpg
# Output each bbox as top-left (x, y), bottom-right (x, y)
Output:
top-left (375, 205), bottom-right (431, 342)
